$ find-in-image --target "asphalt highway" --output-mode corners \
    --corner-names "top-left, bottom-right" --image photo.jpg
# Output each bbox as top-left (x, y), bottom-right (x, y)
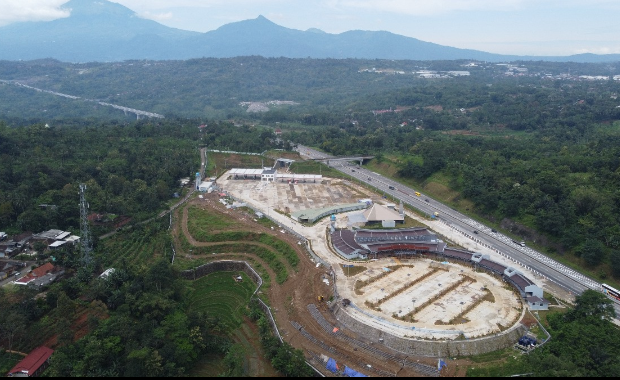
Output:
top-left (295, 144), bottom-right (600, 299)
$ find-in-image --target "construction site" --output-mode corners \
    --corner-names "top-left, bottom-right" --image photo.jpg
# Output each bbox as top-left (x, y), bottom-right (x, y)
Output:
top-left (193, 166), bottom-right (543, 376)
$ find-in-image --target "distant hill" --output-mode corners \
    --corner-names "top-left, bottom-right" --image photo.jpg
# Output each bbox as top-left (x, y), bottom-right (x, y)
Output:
top-left (0, 0), bottom-right (619, 63)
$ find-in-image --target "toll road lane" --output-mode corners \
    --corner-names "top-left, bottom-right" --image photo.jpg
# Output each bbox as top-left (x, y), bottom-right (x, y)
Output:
top-left (295, 144), bottom-right (597, 297)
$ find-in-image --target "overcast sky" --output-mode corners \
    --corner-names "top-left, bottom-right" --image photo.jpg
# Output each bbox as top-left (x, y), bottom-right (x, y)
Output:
top-left (1, 0), bottom-right (620, 56)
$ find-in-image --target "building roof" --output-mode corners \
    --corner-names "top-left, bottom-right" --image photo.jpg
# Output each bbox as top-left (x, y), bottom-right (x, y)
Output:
top-left (291, 203), bottom-right (366, 223)
top-left (55, 231), bottom-right (71, 240)
top-left (229, 168), bottom-right (264, 175)
top-left (276, 158), bottom-right (295, 164)
top-left (199, 181), bottom-right (213, 188)
top-left (15, 263), bottom-right (56, 285)
top-left (363, 204), bottom-right (404, 222)
top-left (526, 296), bottom-right (548, 304)
top-left (8, 346), bottom-right (54, 376)
top-left (34, 229), bottom-right (66, 240)
top-left (64, 235), bottom-right (80, 243)
top-left (99, 268), bottom-right (116, 279)
top-left (276, 173), bottom-right (322, 180)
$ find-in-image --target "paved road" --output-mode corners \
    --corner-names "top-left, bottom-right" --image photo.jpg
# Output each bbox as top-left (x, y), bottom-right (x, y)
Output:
top-left (295, 144), bottom-right (600, 299)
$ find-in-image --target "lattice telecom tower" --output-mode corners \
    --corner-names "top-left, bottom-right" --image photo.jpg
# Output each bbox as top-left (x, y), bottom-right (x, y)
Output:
top-left (79, 184), bottom-right (93, 264)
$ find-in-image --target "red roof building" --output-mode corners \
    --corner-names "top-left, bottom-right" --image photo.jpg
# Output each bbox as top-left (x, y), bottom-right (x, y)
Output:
top-left (7, 346), bottom-right (54, 377)
top-left (14, 263), bottom-right (56, 286)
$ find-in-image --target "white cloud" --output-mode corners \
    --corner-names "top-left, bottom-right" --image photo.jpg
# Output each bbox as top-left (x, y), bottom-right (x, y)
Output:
top-left (0, 0), bottom-right (70, 26)
top-left (139, 11), bottom-right (174, 21)
top-left (324, 0), bottom-right (620, 16)
top-left (324, 0), bottom-right (526, 15)
top-left (575, 46), bottom-right (620, 55)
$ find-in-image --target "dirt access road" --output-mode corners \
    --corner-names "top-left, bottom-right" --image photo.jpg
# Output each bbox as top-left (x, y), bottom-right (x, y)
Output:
top-left (174, 193), bottom-right (446, 377)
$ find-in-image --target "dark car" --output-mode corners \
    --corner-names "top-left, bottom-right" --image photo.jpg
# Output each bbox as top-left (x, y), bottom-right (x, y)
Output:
top-left (425, 199), bottom-right (430, 202)
top-left (491, 229), bottom-right (497, 233)
top-left (473, 230), bottom-right (479, 234)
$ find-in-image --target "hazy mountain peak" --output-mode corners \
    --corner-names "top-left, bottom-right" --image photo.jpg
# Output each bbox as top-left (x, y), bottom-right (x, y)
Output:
top-left (306, 28), bottom-right (326, 34)
top-left (0, 1), bottom-right (617, 63)
top-left (61, 0), bottom-right (136, 17)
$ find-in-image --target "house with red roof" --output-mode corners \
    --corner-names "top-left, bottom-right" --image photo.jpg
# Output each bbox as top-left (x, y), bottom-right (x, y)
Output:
top-left (7, 346), bottom-right (54, 377)
top-left (14, 263), bottom-right (61, 288)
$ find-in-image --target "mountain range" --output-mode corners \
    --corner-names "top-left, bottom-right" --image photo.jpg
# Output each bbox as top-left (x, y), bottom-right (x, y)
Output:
top-left (1, 0), bottom-right (619, 63)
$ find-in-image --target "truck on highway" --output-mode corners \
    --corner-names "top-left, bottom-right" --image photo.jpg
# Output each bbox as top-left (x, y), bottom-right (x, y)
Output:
top-left (415, 192), bottom-right (421, 197)
top-left (513, 239), bottom-right (526, 247)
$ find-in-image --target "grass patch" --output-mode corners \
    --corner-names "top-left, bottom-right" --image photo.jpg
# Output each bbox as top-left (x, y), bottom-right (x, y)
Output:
top-left (206, 152), bottom-right (268, 177)
top-left (189, 352), bottom-right (227, 377)
top-left (182, 243), bottom-right (288, 284)
top-left (185, 271), bottom-right (256, 332)
top-left (290, 161), bottom-right (336, 176)
top-left (465, 354), bottom-right (528, 377)
top-left (187, 206), bottom-right (235, 231)
top-left (340, 264), bottom-right (367, 277)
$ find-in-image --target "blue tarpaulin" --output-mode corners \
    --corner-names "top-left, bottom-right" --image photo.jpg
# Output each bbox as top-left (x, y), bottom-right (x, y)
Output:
top-left (326, 358), bottom-right (338, 373)
top-left (438, 359), bottom-right (448, 370)
top-left (344, 366), bottom-right (367, 377)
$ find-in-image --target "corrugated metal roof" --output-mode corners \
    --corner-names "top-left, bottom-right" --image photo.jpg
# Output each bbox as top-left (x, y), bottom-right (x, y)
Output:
top-left (8, 346), bottom-right (54, 376)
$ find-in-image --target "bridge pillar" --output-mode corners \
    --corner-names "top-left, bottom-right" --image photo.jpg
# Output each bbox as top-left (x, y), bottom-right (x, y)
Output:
top-left (359, 159), bottom-right (363, 166)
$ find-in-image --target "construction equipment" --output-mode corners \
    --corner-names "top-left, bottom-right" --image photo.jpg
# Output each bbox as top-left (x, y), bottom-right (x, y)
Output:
top-left (317, 295), bottom-right (324, 302)
top-left (415, 192), bottom-right (421, 196)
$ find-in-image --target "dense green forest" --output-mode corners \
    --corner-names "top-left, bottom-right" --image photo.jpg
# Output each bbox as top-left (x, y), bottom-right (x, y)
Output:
top-left (0, 119), bottom-right (288, 234)
top-left (1, 57), bottom-right (618, 121)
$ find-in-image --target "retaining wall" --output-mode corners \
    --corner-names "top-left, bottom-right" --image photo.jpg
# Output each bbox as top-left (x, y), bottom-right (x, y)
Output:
top-left (331, 302), bottom-right (527, 358)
